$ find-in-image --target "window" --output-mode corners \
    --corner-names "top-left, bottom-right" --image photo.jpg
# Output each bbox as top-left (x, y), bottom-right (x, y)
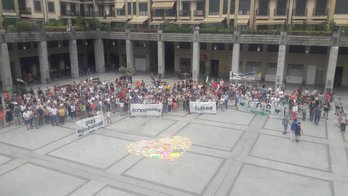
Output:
top-left (139, 3), bottom-right (147, 16)
top-left (310, 46), bottom-right (328, 54)
top-left (180, 58), bottom-right (191, 72)
top-left (132, 2), bottom-right (136, 15)
top-left (266, 63), bottom-right (277, 75)
top-left (211, 43), bottom-right (225, 50)
top-left (239, 0), bottom-right (251, 15)
top-left (339, 47), bottom-right (348, 55)
top-left (178, 42), bottom-right (191, 49)
top-left (258, 0), bottom-right (269, 16)
top-left (289, 45), bottom-right (305, 53)
top-left (2, 0), bottom-right (15, 11)
top-left (267, 45), bottom-right (279, 52)
top-left (335, 0), bottom-right (348, 14)
top-left (200, 43), bottom-right (207, 50)
top-left (248, 44), bottom-right (263, 52)
top-left (276, 0), bottom-right (287, 15)
top-left (34, 0), bottom-right (42, 12)
top-left (48, 2), bottom-right (55, 13)
top-left (315, 0), bottom-right (327, 15)
top-left (295, 0), bottom-right (307, 16)
top-left (71, 4), bottom-right (77, 15)
top-left (230, 0), bottom-right (235, 14)
top-left (209, 0), bottom-right (219, 15)
top-left (181, 2), bottom-right (190, 16)
top-left (128, 2), bottom-right (131, 15)
top-left (223, 0), bottom-right (229, 14)
top-left (287, 64), bottom-right (303, 76)
top-left (246, 62), bottom-right (262, 73)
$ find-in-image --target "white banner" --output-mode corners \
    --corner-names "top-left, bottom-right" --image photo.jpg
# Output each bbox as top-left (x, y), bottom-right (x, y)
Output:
top-left (131, 104), bottom-right (163, 116)
top-left (189, 102), bottom-right (216, 114)
top-left (237, 98), bottom-right (286, 119)
top-left (76, 115), bottom-right (104, 136)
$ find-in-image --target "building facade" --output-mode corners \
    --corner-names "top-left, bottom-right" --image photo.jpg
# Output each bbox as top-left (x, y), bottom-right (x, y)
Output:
top-left (1, 0), bottom-right (348, 93)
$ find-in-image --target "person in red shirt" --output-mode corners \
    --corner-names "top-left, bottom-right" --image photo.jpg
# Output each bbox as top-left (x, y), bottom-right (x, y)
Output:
top-left (0, 110), bottom-right (5, 128)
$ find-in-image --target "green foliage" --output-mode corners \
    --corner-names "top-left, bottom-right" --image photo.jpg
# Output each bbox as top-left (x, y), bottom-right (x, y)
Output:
top-left (3, 17), bottom-right (18, 28)
top-left (162, 23), bottom-right (193, 33)
top-left (88, 17), bottom-right (103, 30)
top-left (14, 20), bottom-right (38, 31)
top-left (199, 24), bottom-right (233, 34)
top-left (75, 16), bottom-right (86, 29)
top-left (43, 18), bottom-right (65, 27)
top-left (43, 26), bottom-right (67, 32)
top-left (6, 25), bottom-right (16, 32)
top-left (118, 66), bottom-right (135, 76)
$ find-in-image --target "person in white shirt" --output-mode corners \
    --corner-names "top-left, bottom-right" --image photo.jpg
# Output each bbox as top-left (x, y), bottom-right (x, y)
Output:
top-left (23, 109), bottom-right (33, 130)
top-left (50, 105), bottom-right (58, 126)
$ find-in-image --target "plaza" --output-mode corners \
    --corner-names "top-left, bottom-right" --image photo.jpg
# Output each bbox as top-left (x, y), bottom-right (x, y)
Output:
top-left (0, 73), bottom-right (347, 196)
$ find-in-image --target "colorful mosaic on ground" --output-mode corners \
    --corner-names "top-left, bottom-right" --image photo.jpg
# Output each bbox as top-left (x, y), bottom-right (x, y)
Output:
top-left (127, 136), bottom-right (192, 161)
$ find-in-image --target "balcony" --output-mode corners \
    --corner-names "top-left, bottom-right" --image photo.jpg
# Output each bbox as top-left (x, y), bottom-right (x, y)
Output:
top-left (292, 8), bottom-right (307, 17)
top-left (193, 10), bottom-right (204, 17)
top-left (165, 9), bottom-right (176, 18)
top-left (256, 9), bottom-right (269, 16)
top-left (274, 8), bottom-right (287, 16)
top-left (179, 10), bottom-right (190, 17)
top-left (61, 10), bottom-right (81, 17)
top-left (209, 11), bottom-right (219, 16)
top-left (313, 8), bottom-right (328, 19)
top-left (19, 8), bottom-right (32, 15)
top-left (139, 11), bottom-right (148, 16)
top-left (239, 9), bottom-right (250, 15)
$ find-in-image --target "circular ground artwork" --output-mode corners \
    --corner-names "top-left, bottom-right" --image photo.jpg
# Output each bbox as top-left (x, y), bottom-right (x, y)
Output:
top-left (127, 136), bottom-right (192, 161)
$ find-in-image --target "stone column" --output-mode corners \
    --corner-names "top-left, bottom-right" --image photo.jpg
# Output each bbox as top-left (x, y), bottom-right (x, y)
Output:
top-left (276, 44), bottom-right (286, 87)
top-left (325, 30), bottom-right (340, 93)
top-left (69, 39), bottom-right (79, 78)
top-left (38, 41), bottom-right (50, 84)
top-left (0, 42), bottom-right (13, 91)
top-left (192, 29), bottom-right (200, 81)
top-left (275, 32), bottom-right (287, 88)
top-left (157, 30), bottom-right (165, 78)
top-left (231, 44), bottom-right (240, 73)
top-left (325, 46), bottom-right (339, 93)
top-left (126, 39), bottom-right (134, 69)
top-left (94, 38), bottom-right (105, 73)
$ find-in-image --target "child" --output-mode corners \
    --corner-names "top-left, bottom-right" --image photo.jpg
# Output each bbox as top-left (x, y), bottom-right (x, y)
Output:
top-left (295, 122), bottom-right (304, 142)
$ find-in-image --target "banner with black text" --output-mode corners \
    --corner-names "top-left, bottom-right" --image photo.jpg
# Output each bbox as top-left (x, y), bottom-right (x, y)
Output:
top-left (189, 102), bottom-right (217, 114)
top-left (76, 115), bottom-right (104, 136)
top-left (131, 104), bottom-right (163, 116)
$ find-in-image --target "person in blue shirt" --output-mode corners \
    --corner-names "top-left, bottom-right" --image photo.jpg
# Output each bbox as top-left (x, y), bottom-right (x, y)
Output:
top-left (290, 119), bottom-right (298, 141)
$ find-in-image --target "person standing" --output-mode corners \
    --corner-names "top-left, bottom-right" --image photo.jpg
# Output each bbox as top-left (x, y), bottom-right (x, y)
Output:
top-left (22, 109), bottom-right (33, 130)
top-left (301, 103), bottom-right (308, 121)
top-left (13, 104), bottom-right (21, 126)
top-left (290, 119), bottom-right (298, 141)
top-left (309, 101), bottom-right (315, 122)
top-left (334, 97), bottom-right (343, 115)
top-left (58, 106), bottom-right (65, 125)
top-left (314, 106), bottom-right (322, 126)
top-left (50, 105), bottom-right (58, 127)
top-left (291, 103), bottom-right (298, 120)
top-left (5, 107), bottom-right (13, 126)
top-left (295, 122), bottom-right (303, 142)
top-left (0, 110), bottom-right (5, 128)
top-left (339, 112), bottom-right (347, 132)
top-left (282, 116), bottom-right (290, 135)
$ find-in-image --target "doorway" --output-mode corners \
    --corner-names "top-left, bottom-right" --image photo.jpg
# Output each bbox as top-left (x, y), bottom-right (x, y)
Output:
top-left (210, 59), bottom-right (219, 78)
top-left (165, 42), bottom-right (174, 74)
top-left (334, 66), bottom-right (343, 87)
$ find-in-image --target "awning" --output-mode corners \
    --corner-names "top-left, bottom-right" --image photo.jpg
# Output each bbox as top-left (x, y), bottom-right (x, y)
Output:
top-left (150, 20), bottom-right (165, 25)
top-left (176, 20), bottom-right (202, 25)
top-left (334, 19), bottom-right (348, 26)
top-left (128, 17), bottom-right (149, 25)
top-left (112, 18), bottom-right (128, 22)
top-left (255, 20), bottom-right (285, 25)
top-left (237, 19), bottom-right (249, 25)
top-left (202, 17), bottom-right (226, 23)
top-left (115, 3), bottom-right (125, 9)
top-left (152, 2), bottom-right (175, 9)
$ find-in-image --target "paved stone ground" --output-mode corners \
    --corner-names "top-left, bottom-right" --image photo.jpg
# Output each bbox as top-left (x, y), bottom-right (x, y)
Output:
top-left (0, 73), bottom-right (347, 196)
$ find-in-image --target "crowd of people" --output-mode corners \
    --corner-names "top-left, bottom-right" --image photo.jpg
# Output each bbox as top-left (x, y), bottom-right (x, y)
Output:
top-left (0, 76), bottom-right (346, 137)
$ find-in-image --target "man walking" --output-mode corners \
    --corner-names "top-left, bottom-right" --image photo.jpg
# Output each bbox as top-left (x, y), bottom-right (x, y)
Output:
top-left (340, 112), bottom-right (347, 132)
top-left (282, 116), bottom-right (290, 135)
top-left (314, 106), bottom-right (322, 126)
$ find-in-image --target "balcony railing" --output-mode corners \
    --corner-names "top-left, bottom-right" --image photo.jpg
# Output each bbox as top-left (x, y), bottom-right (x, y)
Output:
top-left (179, 10), bottom-right (190, 17)
top-left (61, 10), bottom-right (81, 16)
top-left (274, 8), bottom-right (287, 16)
top-left (19, 8), bottom-right (32, 15)
top-left (3, 9), bottom-right (16, 13)
top-left (193, 10), bottom-right (204, 17)
top-left (313, 8), bottom-right (328, 16)
top-left (139, 11), bottom-right (148, 16)
top-left (165, 10), bottom-right (176, 17)
top-left (256, 9), bottom-right (269, 16)
top-left (239, 9), bottom-right (250, 15)
top-left (116, 10), bottom-right (125, 16)
top-left (209, 11), bottom-right (219, 16)
top-left (292, 8), bottom-right (307, 16)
